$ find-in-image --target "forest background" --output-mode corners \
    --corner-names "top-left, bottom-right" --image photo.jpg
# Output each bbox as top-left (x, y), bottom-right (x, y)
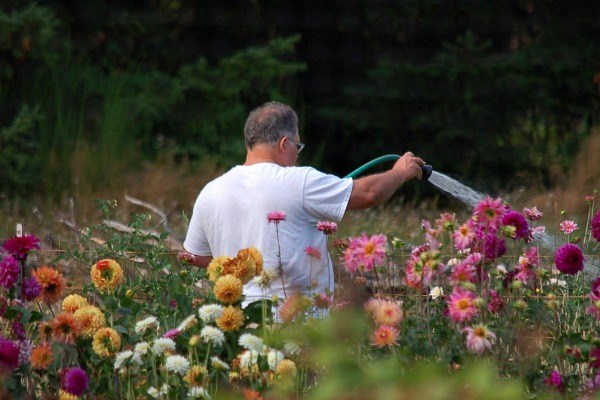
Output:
top-left (1, 0), bottom-right (600, 231)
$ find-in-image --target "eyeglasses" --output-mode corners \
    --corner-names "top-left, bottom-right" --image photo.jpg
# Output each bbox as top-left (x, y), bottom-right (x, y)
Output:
top-left (288, 139), bottom-right (305, 154)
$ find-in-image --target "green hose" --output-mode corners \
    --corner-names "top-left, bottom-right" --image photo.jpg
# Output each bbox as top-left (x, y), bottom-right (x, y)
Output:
top-left (345, 154), bottom-right (433, 180)
top-left (344, 154), bottom-right (401, 178)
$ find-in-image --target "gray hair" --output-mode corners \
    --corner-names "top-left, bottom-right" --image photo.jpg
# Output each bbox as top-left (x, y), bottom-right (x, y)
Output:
top-left (244, 101), bottom-right (298, 149)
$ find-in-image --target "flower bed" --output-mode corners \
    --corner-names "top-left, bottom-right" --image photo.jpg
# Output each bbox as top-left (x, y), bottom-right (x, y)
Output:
top-left (1, 195), bottom-right (599, 399)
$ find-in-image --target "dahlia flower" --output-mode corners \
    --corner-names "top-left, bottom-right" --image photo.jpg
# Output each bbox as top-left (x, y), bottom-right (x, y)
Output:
top-left (198, 304), bottom-right (224, 324)
top-left (61, 367), bottom-right (89, 396)
top-left (501, 211), bottom-right (531, 240)
top-left (267, 349), bottom-right (285, 370)
top-left (52, 312), bottom-right (80, 345)
top-left (342, 233), bottom-right (387, 273)
top-left (134, 316), bottom-right (159, 334)
top-left (62, 294), bottom-right (90, 313)
top-left (30, 342), bottom-right (53, 370)
top-left (0, 336), bottom-right (19, 371)
top-left (447, 287), bottom-right (478, 323)
top-left (523, 206), bottom-right (543, 221)
top-left (33, 266), bottom-right (66, 304)
top-left (238, 334), bottom-right (265, 352)
top-left (2, 234), bottom-right (40, 261)
top-left (304, 246), bottom-right (322, 260)
top-left (92, 327), bottom-right (121, 357)
top-left (473, 197), bottom-right (506, 229)
top-left (213, 275), bottom-right (243, 304)
top-left (370, 324), bottom-right (399, 348)
top-left (91, 259), bottom-right (124, 291)
top-left (22, 276), bottom-right (42, 301)
top-left (560, 220), bottom-right (578, 235)
top-left (276, 359), bottom-right (297, 378)
top-left (592, 211), bottom-right (600, 242)
top-left (463, 325), bottom-right (496, 355)
top-left (364, 298), bottom-right (403, 326)
top-left (165, 355), bottom-right (191, 375)
top-left (183, 365), bottom-right (208, 387)
top-left (267, 210), bottom-right (286, 224)
top-left (207, 256), bottom-right (229, 282)
top-left (73, 306), bottom-right (106, 338)
top-left (317, 220), bottom-right (338, 235)
top-left (0, 256), bottom-right (19, 289)
top-left (453, 220), bottom-right (476, 250)
top-left (554, 243), bottom-right (584, 275)
top-left (200, 326), bottom-right (225, 347)
top-left (543, 370), bottom-right (563, 391)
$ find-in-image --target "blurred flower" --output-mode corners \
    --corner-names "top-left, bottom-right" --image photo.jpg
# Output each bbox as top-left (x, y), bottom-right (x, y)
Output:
top-left (200, 326), bottom-right (225, 347)
top-left (482, 233), bottom-right (506, 260)
top-left (305, 246), bottom-right (322, 260)
top-left (487, 290), bottom-right (504, 313)
top-left (279, 294), bottom-right (311, 324)
top-left (313, 293), bottom-right (332, 309)
top-left (0, 256), bottom-right (19, 289)
top-left (591, 347), bottom-right (600, 369)
top-left (2, 234), bottom-right (40, 261)
top-left (523, 206), bottom-right (543, 221)
top-left (370, 324), bottom-right (399, 348)
top-left (151, 337), bottom-right (176, 356)
top-left (239, 334), bottom-right (265, 353)
top-left (61, 367), bottom-right (89, 396)
top-left (91, 259), bottom-right (124, 291)
top-left (22, 276), bottom-right (42, 301)
top-left (267, 211), bottom-right (286, 224)
top-left (211, 356), bottom-right (229, 371)
top-left (429, 286), bottom-right (444, 300)
top-left (92, 328), bottom-right (121, 357)
top-left (184, 364), bottom-right (208, 387)
top-left (74, 306), bottom-right (106, 339)
top-left (317, 221), bottom-right (338, 235)
top-left (592, 277), bottom-right (600, 296)
top-left (52, 312), bottom-right (80, 345)
top-left (216, 306), bottom-right (245, 331)
top-left (30, 342), bottom-right (53, 370)
top-left (560, 220), bottom-right (578, 234)
top-left (554, 243), bottom-right (584, 275)
top-left (165, 355), bottom-right (190, 375)
top-left (276, 359), bottom-right (297, 378)
top-left (0, 336), bottom-right (19, 372)
top-left (447, 287), bottom-right (478, 323)
top-left (198, 304), bottom-right (224, 324)
top-left (135, 316), bottom-right (159, 335)
top-left (543, 370), bottom-right (563, 391)
top-left (267, 349), bottom-right (285, 371)
top-left (114, 350), bottom-right (134, 371)
top-left (176, 315), bottom-right (197, 332)
top-left (187, 386), bottom-right (212, 399)
top-left (162, 329), bottom-right (181, 339)
top-left (177, 250), bottom-right (197, 264)
top-left (463, 325), bottom-right (496, 355)
top-left (364, 298), bottom-right (403, 326)
top-left (33, 266), bottom-right (66, 304)
top-left (592, 211), bottom-right (600, 242)
top-left (134, 341), bottom-right (150, 356)
top-left (213, 275), bottom-right (243, 304)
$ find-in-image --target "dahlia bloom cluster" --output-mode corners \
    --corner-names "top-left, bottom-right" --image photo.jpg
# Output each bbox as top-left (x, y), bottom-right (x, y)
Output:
top-left (364, 297), bottom-right (403, 348)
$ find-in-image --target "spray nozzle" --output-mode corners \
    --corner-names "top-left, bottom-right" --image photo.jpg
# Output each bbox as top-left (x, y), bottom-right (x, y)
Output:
top-left (421, 164), bottom-right (433, 181)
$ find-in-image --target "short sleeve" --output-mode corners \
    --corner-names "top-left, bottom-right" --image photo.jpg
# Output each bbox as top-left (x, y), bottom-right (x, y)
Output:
top-left (183, 197), bottom-right (213, 256)
top-left (302, 168), bottom-right (353, 222)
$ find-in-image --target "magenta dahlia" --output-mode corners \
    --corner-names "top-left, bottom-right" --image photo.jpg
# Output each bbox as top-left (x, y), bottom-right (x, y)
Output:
top-left (592, 211), bottom-right (600, 243)
top-left (0, 256), bottom-right (19, 289)
top-left (2, 234), bottom-right (40, 261)
top-left (61, 367), bottom-right (89, 396)
top-left (501, 211), bottom-right (531, 240)
top-left (554, 243), bottom-right (584, 275)
top-left (0, 336), bottom-right (19, 372)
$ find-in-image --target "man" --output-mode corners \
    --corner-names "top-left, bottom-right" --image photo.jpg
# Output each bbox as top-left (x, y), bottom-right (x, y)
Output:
top-left (183, 101), bottom-right (425, 306)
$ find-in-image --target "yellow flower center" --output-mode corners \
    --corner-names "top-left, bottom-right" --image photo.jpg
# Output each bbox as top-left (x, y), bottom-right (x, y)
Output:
top-left (457, 299), bottom-right (470, 310)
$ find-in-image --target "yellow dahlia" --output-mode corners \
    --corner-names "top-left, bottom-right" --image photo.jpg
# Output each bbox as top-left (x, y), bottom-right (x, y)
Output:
top-left (207, 256), bottom-right (230, 282)
top-left (216, 306), bottom-right (245, 331)
top-left (92, 327), bottom-right (121, 357)
top-left (240, 247), bottom-right (263, 275)
top-left (213, 275), bottom-right (243, 304)
top-left (32, 266), bottom-right (66, 304)
top-left (183, 364), bottom-right (208, 387)
top-left (74, 306), bottom-right (106, 338)
top-left (276, 359), bottom-right (297, 378)
top-left (62, 294), bottom-right (90, 314)
top-left (222, 248), bottom-right (263, 284)
top-left (91, 259), bottom-right (124, 291)
top-left (30, 343), bottom-right (54, 370)
top-left (59, 389), bottom-right (79, 400)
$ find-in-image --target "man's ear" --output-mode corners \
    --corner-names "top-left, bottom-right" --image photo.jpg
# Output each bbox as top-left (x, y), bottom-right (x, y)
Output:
top-left (278, 136), bottom-right (289, 154)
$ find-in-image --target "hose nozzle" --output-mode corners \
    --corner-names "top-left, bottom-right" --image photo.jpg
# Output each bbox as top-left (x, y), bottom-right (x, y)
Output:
top-left (421, 164), bottom-right (433, 181)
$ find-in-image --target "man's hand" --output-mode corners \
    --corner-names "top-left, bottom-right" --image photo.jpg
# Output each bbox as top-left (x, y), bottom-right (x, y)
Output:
top-left (393, 151), bottom-right (426, 181)
top-left (178, 250), bottom-right (213, 268)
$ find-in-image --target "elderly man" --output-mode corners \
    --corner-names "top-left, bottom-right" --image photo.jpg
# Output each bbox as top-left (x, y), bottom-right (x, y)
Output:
top-left (183, 101), bottom-right (425, 305)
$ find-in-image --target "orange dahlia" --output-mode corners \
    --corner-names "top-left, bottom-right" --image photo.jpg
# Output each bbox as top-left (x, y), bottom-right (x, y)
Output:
top-left (30, 342), bottom-right (54, 370)
top-left (38, 321), bottom-right (54, 342)
top-left (32, 266), bottom-right (66, 304)
top-left (92, 327), bottom-right (121, 357)
top-left (62, 294), bottom-right (90, 314)
top-left (73, 306), bottom-right (106, 338)
top-left (90, 259), bottom-right (124, 291)
top-left (213, 275), bottom-right (243, 304)
top-left (183, 364), bottom-right (208, 387)
top-left (51, 312), bottom-right (80, 345)
top-left (216, 306), bottom-right (244, 331)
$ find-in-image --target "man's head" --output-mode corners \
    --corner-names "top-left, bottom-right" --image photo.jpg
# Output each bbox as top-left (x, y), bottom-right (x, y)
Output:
top-left (244, 101), bottom-right (302, 166)
top-left (244, 102), bottom-right (299, 148)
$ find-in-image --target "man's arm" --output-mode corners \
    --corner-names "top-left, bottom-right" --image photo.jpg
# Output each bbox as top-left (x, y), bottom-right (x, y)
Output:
top-left (178, 251), bottom-right (213, 268)
top-left (346, 151), bottom-right (424, 210)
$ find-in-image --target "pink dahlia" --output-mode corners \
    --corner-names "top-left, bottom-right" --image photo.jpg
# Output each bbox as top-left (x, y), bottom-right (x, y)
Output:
top-left (487, 290), bottom-right (504, 313)
top-left (559, 220), bottom-right (578, 235)
top-left (463, 325), bottom-right (496, 355)
top-left (370, 324), bottom-right (399, 348)
top-left (501, 211), bottom-right (531, 240)
top-left (162, 329), bottom-right (181, 339)
top-left (267, 211), bottom-right (286, 224)
top-left (0, 336), bottom-right (19, 372)
top-left (483, 233), bottom-right (506, 260)
top-left (453, 220), bottom-right (476, 250)
top-left (342, 233), bottom-right (387, 273)
top-left (473, 197), bottom-right (506, 229)
top-left (451, 261), bottom-right (477, 284)
top-left (523, 206), bottom-right (543, 221)
top-left (592, 211), bottom-right (600, 242)
top-left (554, 243), bottom-right (584, 275)
top-left (0, 256), bottom-right (19, 289)
top-left (364, 298), bottom-right (403, 326)
top-left (447, 287), bottom-right (478, 323)
top-left (316, 221), bottom-right (338, 235)
top-left (61, 367), bottom-right (89, 396)
top-left (2, 234), bottom-right (40, 261)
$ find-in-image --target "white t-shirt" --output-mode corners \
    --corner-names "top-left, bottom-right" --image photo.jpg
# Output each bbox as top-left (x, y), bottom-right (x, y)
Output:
top-left (184, 163), bottom-right (353, 304)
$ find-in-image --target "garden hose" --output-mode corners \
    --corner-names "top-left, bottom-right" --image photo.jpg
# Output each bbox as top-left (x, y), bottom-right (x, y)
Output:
top-left (345, 154), bottom-right (433, 180)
